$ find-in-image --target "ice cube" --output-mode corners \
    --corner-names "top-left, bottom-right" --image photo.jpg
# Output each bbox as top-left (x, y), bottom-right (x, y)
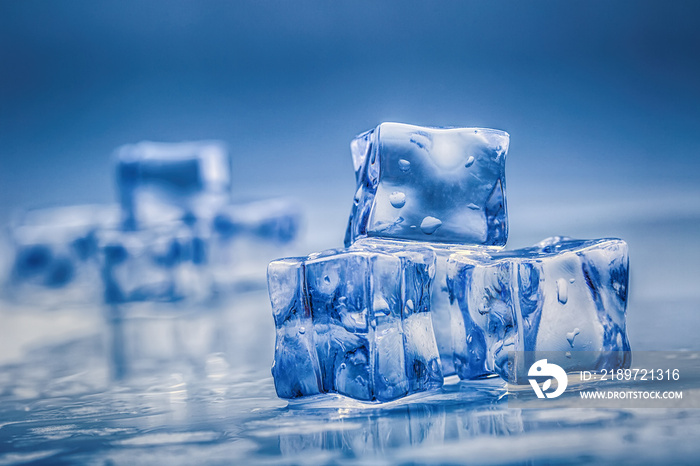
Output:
top-left (4, 204), bottom-right (119, 306)
top-left (212, 198), bottom-right (301, 244)
top-left (98, 222), bottom-right (210, 304)
top-left (352, 237), bottom-right (490, 377)
top-left (268, 240), bottom-right (443, 401)
top-left (209, 198), bottom-right (303, 290)
top-left (345, 123), bottom-right (509, 247)
top-left (115, 141), bottom-right (231, 230)
top-left (446, 237), bottom-right (630, 381)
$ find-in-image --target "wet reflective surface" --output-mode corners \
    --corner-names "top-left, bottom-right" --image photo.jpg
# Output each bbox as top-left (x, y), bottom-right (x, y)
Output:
top-left (2, 353), bottom-right (700, 464)
top-left (2, 297), bottom-right (700, 464)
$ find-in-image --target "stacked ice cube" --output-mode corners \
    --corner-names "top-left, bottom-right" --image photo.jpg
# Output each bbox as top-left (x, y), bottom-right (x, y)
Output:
top-left (446, 236), bottom-right (630, 383)
top-left (268, 122), bottom-right (630, 401)
top-left (107, 141), bottom-right (304, 301)
top-left (345, 123), bottom-right (508, 246)
top-left (269, 240), bottom-right (443, 401)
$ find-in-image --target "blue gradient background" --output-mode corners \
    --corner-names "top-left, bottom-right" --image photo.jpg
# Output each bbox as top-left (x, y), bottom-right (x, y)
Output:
top-left (1, 1), bottom-right (700, 329)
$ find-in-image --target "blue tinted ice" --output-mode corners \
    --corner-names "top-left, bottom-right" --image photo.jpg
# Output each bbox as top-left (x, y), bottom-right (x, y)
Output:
top-left (212, 198), bottom-right (301, 244)
top-left (4, 205), bottom-right (118, 305)
top-left (446, 237), bottom-right (630, 381)
top-left (345, 123), bottom-right (509, 247)
top-left (353, 238), bottom-right (485, 377)
top-left (268, 240), bottom-right (443, 401)
top-left (209, 198), bottom-right (303, 290)
top-left (209, 199), bottom-right (302, 290)
top-left (99, 223), bottom-right (210, 304)
top-left (115, 141), bottom-right (231, 230)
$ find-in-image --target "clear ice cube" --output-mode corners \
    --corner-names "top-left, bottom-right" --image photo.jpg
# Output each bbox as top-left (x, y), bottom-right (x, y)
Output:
top-left (268, 240), bottom-right (443, 401)
top-left (115, 141), bottom-right (231, 230)
top-left (4, 204), bottom-right (118, 306)
top-left (446, 237), bottom-right (630, 381)
top-left (345, 123), bottom-right (509, 247)
top-left (352, 237), bottom-right (489, 377)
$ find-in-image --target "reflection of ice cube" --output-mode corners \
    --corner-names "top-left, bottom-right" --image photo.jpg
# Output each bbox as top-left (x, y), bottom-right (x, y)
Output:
top-left (276, 404), bottom-right (523, 460)
top-left (446, 237), bottom-right (630, 381)
top-left (268, 239), bottom-right (443, 401)
top-left (346, 123), bottom-right (509, 246)
top-left (115, 141), bottom-right (231, 229)
top-left (210, 198), bottom-right (302, 291)
top-left (107, 302), bottom-right (227, 382)
top-left (4, 204), bottom-right (118, 306)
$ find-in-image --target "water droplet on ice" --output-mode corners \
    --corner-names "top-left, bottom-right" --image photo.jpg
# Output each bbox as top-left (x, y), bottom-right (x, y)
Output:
top-left (398, 159), bottom-right (411, 172)
top-left (374, 295), bottom-right (390, 315)
top-left (566, 328), bottom-right (580, 347)
top-left (557, 278), bottom-right (568, 304)
top-left (340, 363), bottom-right (346, 370)
top-left (298, 326), bottom-right (306, 335)
top-left (464, 155), bottom-right (475, 168)
top-left (389, 191), bottom-right (406, 208)
top-left (420, 216), bottom-right (442, 235)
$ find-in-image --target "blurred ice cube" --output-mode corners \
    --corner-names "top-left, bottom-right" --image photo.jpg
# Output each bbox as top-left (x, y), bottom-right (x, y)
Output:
top-left (210, 198), bottom-right (303, 291)
top-left (4, 204), bottom-right (119, 307)
top-left (115, 141), bottom-right (231, 230)
top-left (98, 222), bottom-right (210, 304)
